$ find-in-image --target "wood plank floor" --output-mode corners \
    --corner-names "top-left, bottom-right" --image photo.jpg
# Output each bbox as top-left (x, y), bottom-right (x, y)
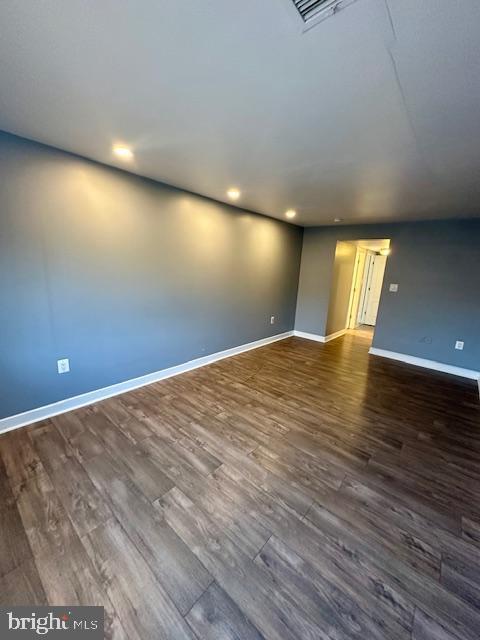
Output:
top-left (1, 332), bottom-right (480, 639)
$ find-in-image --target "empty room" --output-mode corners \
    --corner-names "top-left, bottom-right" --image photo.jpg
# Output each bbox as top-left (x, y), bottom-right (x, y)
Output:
top-left (1, 1), bottom-right (480, 639)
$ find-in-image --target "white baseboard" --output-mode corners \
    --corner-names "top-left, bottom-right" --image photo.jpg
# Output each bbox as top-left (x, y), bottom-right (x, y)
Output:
top-left (369, 347), bottom-right (480, 381)
top-left (293, 329), bottom-right (347, 343)
top-left (0, 331), bottom-right (293, 435)
top-left (293, 330), bottom-right (326, 343)
top-left (324, 329), bottom-right (347, 343)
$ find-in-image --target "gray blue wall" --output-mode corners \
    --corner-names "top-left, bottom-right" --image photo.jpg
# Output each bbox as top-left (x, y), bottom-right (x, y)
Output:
top-left (295, 221), bottom-right (480, 371)
top-left (0, 132), bottom-right (303, 419)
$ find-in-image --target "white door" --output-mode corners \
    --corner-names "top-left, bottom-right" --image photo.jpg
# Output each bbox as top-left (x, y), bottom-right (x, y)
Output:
top-left (362, 255), bottom-right (387, 326)
top-left (357, 252), bottom-right (374, 325)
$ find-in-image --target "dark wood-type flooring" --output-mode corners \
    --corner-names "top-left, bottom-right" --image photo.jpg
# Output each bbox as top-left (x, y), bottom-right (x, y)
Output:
top-left (1, 333), bottom-right (480, 639)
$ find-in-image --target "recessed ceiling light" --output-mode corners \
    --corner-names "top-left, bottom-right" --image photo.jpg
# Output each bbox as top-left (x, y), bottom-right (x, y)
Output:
top-left (227, 188), bottom-right (241, 200)
top-left (334, 217), bottom-right (342, 223)
top-left (113, 145), bottom-right (134, 160)
top-left (285, 209), bottom-right (297, 219)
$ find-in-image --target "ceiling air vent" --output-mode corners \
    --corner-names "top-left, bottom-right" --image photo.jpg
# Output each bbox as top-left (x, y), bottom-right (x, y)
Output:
top-left (292, 0), bottom-right (337, 22)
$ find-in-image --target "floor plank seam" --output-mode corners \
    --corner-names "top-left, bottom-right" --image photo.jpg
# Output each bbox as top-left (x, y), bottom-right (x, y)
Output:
top-left (253, 533), bottom-right (274, 563)
top-left (181, 576), bottom-right (216, 620)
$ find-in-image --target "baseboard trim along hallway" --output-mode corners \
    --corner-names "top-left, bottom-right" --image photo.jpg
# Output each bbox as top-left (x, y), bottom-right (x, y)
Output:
top-left (0, 331), bottom-right (293, 435)
top-left (369, 347), bottom-right (480, 381)
top-left (293, 329), bottom-right (347, 343)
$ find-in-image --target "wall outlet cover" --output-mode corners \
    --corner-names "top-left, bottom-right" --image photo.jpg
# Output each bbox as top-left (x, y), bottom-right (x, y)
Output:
top-left (455, 341), bottom-right (464, 350)
top-left (57, 358), bottom-right (70, 374)
top-left (389, 283), bottom-right (399, 292)
top-left (270, 316), bottom-right (275, 325)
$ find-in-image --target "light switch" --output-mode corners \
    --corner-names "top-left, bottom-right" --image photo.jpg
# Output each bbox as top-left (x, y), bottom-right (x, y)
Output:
top-left (389, 283), bottom-right (399, 292)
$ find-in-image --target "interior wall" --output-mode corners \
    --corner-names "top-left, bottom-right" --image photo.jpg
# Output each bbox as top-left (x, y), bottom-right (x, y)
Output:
top-left (295, 219), bottom-right (480, 371)
top-left (348, 248), bottom-right (367, 329)
top-left (0, 132), bottom-right (303, 420)
top-left (325, 241), bottom-right (357, 336)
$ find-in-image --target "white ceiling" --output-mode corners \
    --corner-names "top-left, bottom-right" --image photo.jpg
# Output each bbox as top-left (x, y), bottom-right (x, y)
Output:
top-left (0, 0), bottom-right (479, 226)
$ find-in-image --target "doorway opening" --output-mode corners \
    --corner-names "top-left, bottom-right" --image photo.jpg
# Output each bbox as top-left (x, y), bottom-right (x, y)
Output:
top-left (325, 239), bottom-right (390, 345)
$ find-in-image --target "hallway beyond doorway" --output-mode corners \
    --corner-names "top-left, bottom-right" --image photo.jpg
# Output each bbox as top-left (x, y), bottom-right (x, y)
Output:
top-left (325, 238), bottom-right (390, 345)
top-left (349, 324), bottom-right (375, 342)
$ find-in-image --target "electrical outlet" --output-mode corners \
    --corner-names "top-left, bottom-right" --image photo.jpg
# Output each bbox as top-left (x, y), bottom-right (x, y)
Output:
top-left (57, 358), bottom-right (70, 374)
top-left (270, 316), bottom-right (275, 325)
top-left (389, 283), bottom-right (399, 292)
top-left (455, 341), bottom-right (464, 351)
